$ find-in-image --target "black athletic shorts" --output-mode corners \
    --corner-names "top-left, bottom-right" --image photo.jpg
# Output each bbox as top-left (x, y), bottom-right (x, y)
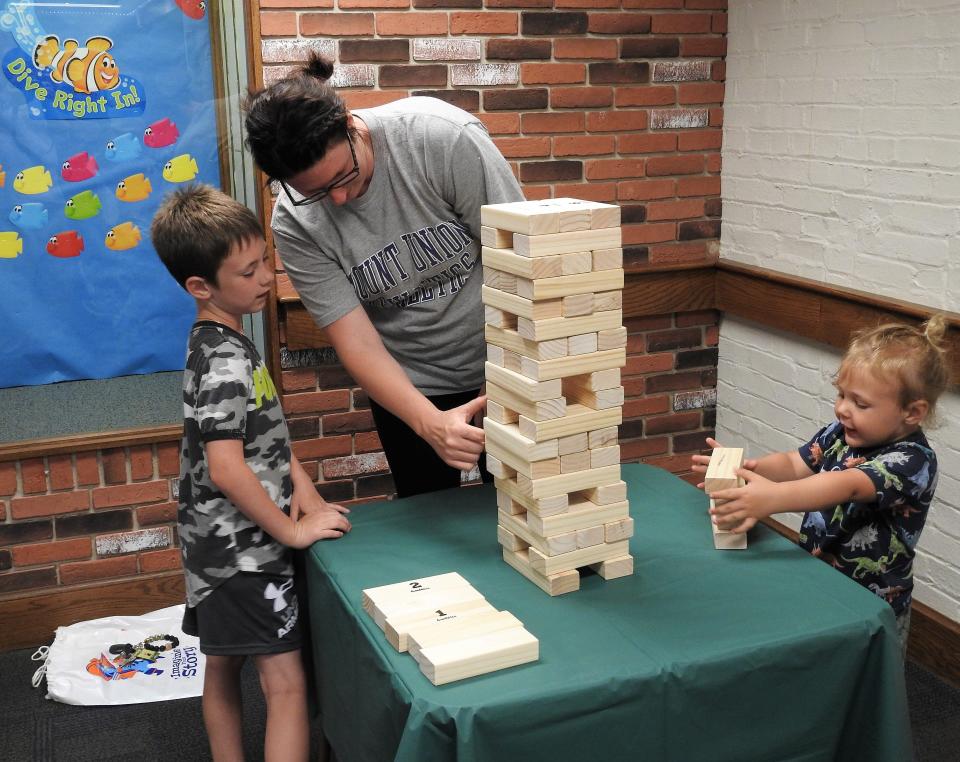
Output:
top-left (182, 571), bottom-right (302, 656)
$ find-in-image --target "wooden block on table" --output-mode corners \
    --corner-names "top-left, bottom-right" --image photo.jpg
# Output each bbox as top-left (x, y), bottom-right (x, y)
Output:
top-left (372, 586), bottom-right (488, 630)
top-left (483, 417), bottom-right (559, 463)
top-left (567, 332), bottom-right (598, 356)
top-left (562, 251), bottom-right (593, 275)
top-left (482, 245), bottom-right (563, 280)
top-left (483, 266), bottom-right (517, 294)
top-left (560, 449), bottom-right (591, 473)
top-left (384, 599), bottom-right (496, 653)
top-left (487, 382), bottom-right (566, 422)
top-left (517, 310), bottom-right (623, 342)
top-left (592, 247), bottom-right (623, 271)
top-left (502, 547), bottom-right (580, 596)
top-left (604, 516), bottom-right (634, 543)
top-left (486, 399), bottom-right (518, 425)
top-left (415, 625), bottom-right (539, 686)
top-left (520, 348), bottom-right (626, 383)
top-left (588, 426), bottom-right (619, 448)
top-left (710, 499), bottom-right (748, 550)
top-left (485, 324), bottom-right (567, 361)
top-left (495, 476), bottom-right (569, 516)
top-left (362, 572), bottom-right (470, 616)
top-left (593, 290), bottom-right (623, 312)
top-left (519, 404), bottom-right (622, 443)
top-left (583, 479), bottom-right (627, 505)
top-left (487, 441), bottom-right (561, 480)
top-left (563, 384), bottom-right (625, 411)
top-left (597, 327), bottom-right (627, 351)
top-left (481, 226), bottom-right (513, 249)
top-left (562, 293), bottom-right (594, 317)
top-left (407, 609), bottom-right (525, 659)
top-left (528, 539), bottom-right (630, 576)
top-left (705, 447), bottom-right (744, 493)
top-left (518, 464), bottom-right (623, 500)
top-left (513, 227), bottom-right (622, 258)
top-left (485, 362), bottom-right (562, 402)
top-left (527, 497), bottom-right (629, 537)
top-left (499, 511), bottom-right (578, 557)
top-left (558, 432), bottom-right (588, 456)
top-left (482, 285), bottom-right (562, 322)
top-left (590, 445), bottom-right (621, 469)
top-left (590, 555), bottom-right (634, 580)
top-left (514, 269), bottom-right (624, 302)
top-left (481, 197), bottom-right (618, 235)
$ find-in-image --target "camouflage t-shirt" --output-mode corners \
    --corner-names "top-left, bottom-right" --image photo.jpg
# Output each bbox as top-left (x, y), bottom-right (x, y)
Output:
top-left (178, 321), bottom-right (293, 608)
top-left (797, 421), bottom-right (937, 616)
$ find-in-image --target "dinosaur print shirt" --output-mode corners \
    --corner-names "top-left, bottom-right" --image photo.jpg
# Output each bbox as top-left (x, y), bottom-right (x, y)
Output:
top-left (797, 421), bottom-right (937, 616)
top-left (178, 322), bottom-right (293, 608)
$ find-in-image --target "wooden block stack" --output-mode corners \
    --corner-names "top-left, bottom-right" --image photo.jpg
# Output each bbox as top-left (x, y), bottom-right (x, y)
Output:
top-left (479, 198), bottom-right (634, 596)
top-left (362, 572), bottom-right (539, 685)
top-left (704, 447), bottom-right (747, 550)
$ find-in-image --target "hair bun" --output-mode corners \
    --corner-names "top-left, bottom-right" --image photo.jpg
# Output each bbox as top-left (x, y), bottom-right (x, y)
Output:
top-left (300, 51), bottom-right (334, 82)
top-left (923, 313), bottom-right (949, 350)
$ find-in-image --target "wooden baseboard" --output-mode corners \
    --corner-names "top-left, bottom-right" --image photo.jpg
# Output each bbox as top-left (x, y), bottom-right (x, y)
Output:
top-left (0, 573), bottom-right (184, 652)
top-left (762, 518), bottom-right (960, 687)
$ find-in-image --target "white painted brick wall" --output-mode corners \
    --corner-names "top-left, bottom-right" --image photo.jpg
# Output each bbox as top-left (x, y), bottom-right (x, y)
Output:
top-left (720, 1), bottom-right (960, 621)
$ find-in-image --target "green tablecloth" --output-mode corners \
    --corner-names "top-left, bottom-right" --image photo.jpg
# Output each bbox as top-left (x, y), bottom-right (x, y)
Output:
top-left (305, 463), bottom-right (911, 762)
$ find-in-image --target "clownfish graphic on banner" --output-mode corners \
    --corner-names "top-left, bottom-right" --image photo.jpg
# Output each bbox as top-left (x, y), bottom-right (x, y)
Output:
top-left (33, 35), bottom-right (119, 95)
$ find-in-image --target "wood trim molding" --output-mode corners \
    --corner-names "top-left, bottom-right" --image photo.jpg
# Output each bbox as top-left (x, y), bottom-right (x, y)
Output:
top-left (0, 572), bottom-right (185, 652)
top-left (0, 424), bottom-right (182, 463)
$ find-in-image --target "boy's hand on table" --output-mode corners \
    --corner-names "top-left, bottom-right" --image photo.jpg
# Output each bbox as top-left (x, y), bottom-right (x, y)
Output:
top-left (289, 509), bottom-right (352, 549)
top-left (708, 468), bottom-right (775, 532)
top-left (291, 481), bottom-right (350, 522)
top-left (690, 436), bottom-right (759, 490)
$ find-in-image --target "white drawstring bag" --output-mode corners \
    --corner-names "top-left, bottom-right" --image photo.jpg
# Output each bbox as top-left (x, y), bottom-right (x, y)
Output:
top-left (33, 604), bottom-right (205, 705)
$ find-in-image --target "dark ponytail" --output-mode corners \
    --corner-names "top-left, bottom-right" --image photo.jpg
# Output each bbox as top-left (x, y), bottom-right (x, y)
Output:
top-left (243, 52), bottom-right (348, 181)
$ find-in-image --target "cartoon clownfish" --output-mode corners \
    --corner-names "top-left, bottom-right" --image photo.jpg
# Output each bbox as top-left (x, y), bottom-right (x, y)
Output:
top-left (33, 35), bottom-right (120, 95)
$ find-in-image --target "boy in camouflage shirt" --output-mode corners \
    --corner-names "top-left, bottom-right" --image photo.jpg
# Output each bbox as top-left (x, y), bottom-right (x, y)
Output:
top-left (152, 185), bottom-right (351, 762)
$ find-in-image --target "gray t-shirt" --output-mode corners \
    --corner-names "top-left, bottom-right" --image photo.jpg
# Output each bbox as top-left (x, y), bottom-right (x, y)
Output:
top-left (271, 97), bottom-right (524, 395)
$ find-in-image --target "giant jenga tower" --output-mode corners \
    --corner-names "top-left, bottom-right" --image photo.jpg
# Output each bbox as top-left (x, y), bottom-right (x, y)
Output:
top-left (479, 198), bottom-right (633, 595)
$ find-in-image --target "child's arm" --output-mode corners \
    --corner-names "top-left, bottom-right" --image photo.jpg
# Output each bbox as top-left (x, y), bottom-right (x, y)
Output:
top-left (709, 467), bottom-right (876, 534)
top-left (206, 440), bottom-right (351, 548)
top-left (289, 452), bottom-right (350, 520)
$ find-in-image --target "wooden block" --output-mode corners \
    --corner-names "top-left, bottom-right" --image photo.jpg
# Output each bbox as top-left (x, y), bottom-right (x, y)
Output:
top-left (415, 625), bottom-right (539, 686)
top-left (484, 452), bottom-right (509, 479)
top-left (502, 548), bottom-right (580, 596)
top-left (590, 555), bottom-right (634, 580)
top-left (710, 499), bottom-right (748, 550)
top-left (560, 450), bottom-right (591, 473)
top-left (520, 348), bottom-right (626, 383)
top-left (576, 524), bottom-right (605, 549)
top-left (563, 384), bottom-right (625, 411)
top-left (482, 245), bottom-right (563, 279)
top-left (483, 417), bottom-right (559, 463)
top-left (583, 480), bottom-right (627, 505)
top-left (485, 324), bottom-right (567, 361)
top-left (597, 327), bottom-right (627, 351)
top-left (487, 441), bottom-right (561, 479)
top-left (590, 445), bottom-right (621, 469)
top-left (514, 227), bottom-right (622, 258)
top-left (704, 447), bottom-right (744, 493)
top-left (561, 251), bottom-right (593, 275)
top-left (604, 516), bottom-right (634, 543)
top-left (558, 432), bottom-right (588, 456)
top-left (519, 404), bottom-right (622, 443)
top-left (588, 426), bottom-right (619, 448)
top-left (518, 310), bottom-right (623, 343)
top-left (592, 247), bottom-right (623, 271)
top-left (482, 285), bottom-right (562, 322)
top-left (496, 489), bottom-right (525, 516)
top-left (407, 609), bottom-right (524, 659)
top-left (501, 348), bottom-right (523, 373)
top-left (499, 511), bottom-right (578, 557)
top-left (384, 599), bottom-right (496, 653)
top-left (567, 332), bottom-right (598, 356)
top-left (593, 290), bottom-right (622, 312)
top-left (481, 197), bottom-right (617, 235)
top-left (518, 464), bottom-right (623, 500)
top-left (528, 539), bottom-right (630, 576)
top-left (481, 226), bottom-right (513, 249)
top-left (483, 266), bottom-right (517, 294)
top-left (486, 344), bottom-right (505, 367)
top-left (515, 269), bottom-right (624, 302)
top-left (527, 498), bottom-right (629, 537)
top-left (580, 368), bottom-right (621, 392)
top-left (373, 586), bottom-right (488, 630)
top-left (495, 476), bottom-right (569, 516)
top-left (362, 572), bottom-right (470, 616)
top-left (487, 382), bottom-right (566, 422)
top-left (498, 524), bottom-right (528, 551)
top-left (562, 293), bottom-right (594, 317)
top-left (485, 362), bottom-right (562, 402)
top-left (484, 305), bottom-right (510, 329)
top-left (486, 399), bottom-right (518, 425)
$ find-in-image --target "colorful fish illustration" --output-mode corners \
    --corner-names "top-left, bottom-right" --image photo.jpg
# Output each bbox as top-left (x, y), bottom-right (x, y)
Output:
top-left (105, 221), bottom-right (141, 251)
top-left (116, 173), bottom-right (152, 202)
top-left (33, 35), bottom-right (120, 95)
top-left (9, 203), bottom-right (49, 230)
top-left (0, 165), bottom-right (5, 188)
top-left (64, 190), bottom-right (102, 220)
top-left (13, 165), bottom-right (53, 195)
top-left (105, 132), bottom-right (142, 162)
top-left (143, 118), bottom-right (179, 149)
top-left (0, 231), bottom-right (23, 259)
top-left (47, 230), bottom-right (84, 258)
top-left (175, 0), bottom-right (206, 20)
top-left (163, 154), bottom-right (199, 183)
top-left (61, 151), bottom-right (99, 182)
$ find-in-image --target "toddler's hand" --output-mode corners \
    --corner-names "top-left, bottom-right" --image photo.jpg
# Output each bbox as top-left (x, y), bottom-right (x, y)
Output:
top-left (691, 437), bottom-right (759, 490)
top-left (708, 468), bottom-right (775, 533)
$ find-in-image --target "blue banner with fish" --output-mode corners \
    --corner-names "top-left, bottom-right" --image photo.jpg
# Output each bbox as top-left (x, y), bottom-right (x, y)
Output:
top-left (0, 0), bottom-right (216, 388)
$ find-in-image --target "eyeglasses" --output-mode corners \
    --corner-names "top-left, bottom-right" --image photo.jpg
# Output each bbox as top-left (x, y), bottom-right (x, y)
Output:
top-left (279, 132), bottom-right (359, 206)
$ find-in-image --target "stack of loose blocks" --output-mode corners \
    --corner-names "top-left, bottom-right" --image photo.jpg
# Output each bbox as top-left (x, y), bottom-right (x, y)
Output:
top-left (479, 198), bottom-right (634, 596)
top-left (362, 572), bottom-right (539, 685)
top-left (705, 447), bottom-right (748, 550)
